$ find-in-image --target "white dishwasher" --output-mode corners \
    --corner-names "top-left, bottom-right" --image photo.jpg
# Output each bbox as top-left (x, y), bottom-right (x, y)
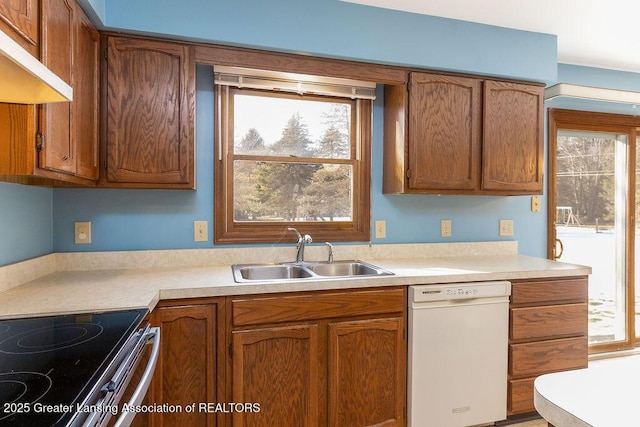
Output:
top-left (408, 281), bottom-right (511, 427)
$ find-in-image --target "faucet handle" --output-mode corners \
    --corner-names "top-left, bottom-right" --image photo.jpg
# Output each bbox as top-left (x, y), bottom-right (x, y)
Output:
top-left (325, 242), bottom-right (334, 263)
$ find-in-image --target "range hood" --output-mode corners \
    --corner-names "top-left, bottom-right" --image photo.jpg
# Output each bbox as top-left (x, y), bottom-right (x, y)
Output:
top-left (0, 28), bottom-right (72, 104)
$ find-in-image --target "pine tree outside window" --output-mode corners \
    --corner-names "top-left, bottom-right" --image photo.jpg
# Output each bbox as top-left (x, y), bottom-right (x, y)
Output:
top-left (214, 70), bottom-right (373, 244)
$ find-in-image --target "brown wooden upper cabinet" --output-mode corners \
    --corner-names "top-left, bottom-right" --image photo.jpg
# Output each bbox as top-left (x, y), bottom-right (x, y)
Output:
top-left (0, 0), bottom-right (39, 56)
top-left (102, 36), bottom-right (195, 188)
top-left (383, 72), bottom-right (544, 195)
top-left (0, 0), bottom-right (99, 186)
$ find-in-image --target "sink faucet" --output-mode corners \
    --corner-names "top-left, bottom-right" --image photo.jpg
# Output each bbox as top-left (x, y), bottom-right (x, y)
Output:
top-left (325, 242), bottom-right (334, 263)
top-left (287, 227), bottom-right (312, 263)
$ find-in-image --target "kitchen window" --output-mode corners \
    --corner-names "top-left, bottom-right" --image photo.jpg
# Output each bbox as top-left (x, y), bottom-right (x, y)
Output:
top-left (213, 67), bottom-right (374, 244)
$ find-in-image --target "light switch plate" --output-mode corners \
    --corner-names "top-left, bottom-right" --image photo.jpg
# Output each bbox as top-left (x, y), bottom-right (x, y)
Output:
top-left (441, 219), bottom-right (452, 237)
top-left (194, 220), bottom-right (208, 242)
top-left (375, 220), bottom-right (386, 239)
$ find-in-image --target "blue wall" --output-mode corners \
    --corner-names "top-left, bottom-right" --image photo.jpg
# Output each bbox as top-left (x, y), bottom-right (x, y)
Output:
top-left (53, 66), bottom-right (215, 252)
top-left (0, 183), bottom-right (53, 265)
top-left (52, 74), bottom-right (545, 255)
top-left (98, 0), bottom-right (557, 83)
top-left (50, 0), bottom-right (557, 258)
top-left (5, 1), bottom-right (622, 267)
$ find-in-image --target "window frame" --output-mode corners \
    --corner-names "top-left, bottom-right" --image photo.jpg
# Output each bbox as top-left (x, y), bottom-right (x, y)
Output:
top-left (548, 108), bottom-right (639, 354)
top-left (214, 85), bottom-right (372, 244)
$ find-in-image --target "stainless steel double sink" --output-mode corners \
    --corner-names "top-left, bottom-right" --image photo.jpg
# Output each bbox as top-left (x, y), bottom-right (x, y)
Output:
top-left (232, 260), bottom-right (394, 283)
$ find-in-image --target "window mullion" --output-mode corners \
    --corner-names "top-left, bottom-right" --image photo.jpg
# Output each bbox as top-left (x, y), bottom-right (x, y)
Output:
top-left (233, 154), bottom-right (354, 165)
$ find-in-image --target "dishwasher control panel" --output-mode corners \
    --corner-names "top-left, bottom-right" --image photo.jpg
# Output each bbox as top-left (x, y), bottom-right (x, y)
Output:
top-left (410, 281), bottom-right (511, 304)
top-left (446, 287), bottom-right (479, 297)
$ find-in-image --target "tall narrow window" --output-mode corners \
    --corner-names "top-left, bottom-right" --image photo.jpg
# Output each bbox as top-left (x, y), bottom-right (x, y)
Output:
top-left (214, 67), bottom-right (373, 244)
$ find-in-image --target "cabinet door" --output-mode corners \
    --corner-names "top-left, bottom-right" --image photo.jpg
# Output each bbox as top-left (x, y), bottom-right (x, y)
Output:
top-left (0, 104), bottom-right (36, 176)
top-left (38, 0), bottom-right (74, 174)
top-left (328, 317), bottom-right (405, 427)
top-left (408, 72), bottom-right (481, 191)
top-left (105, 36), bottom-right (195, 187)
top-left (232, 325), bottom-right (319, 427)
top-left (483, 81), bottom-right (544, 192)
top-left (73, 5), bottom-right (99, 180)
top-left (151, 303), bottom-right (221, 427)
top-left (0, 0), bottom-right (38, 55)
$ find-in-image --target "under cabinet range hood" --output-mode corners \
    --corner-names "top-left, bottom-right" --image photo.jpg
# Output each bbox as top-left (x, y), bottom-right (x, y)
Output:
top-left (0, 28), bottom-right (72, 104)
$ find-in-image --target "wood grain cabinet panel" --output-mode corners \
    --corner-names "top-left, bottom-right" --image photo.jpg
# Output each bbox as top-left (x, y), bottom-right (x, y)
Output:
top-left (507, 377), bottom-right (536, 414)
top-left (150, 301), bottom-right (223, 427)
top-left (39, 0), bottom-right (74, 175)
top-left (103, 36), bottom-right (195, 188)
top-left (383, 72), bottom-right (544, 195)
top-left (482, 81), bottom-right (544, 192)
top-left (0, 0), bottom-right (38, 55)
top-left (232, 288), bottom-right (405, 326)
top-left (511, 278), bottom-right (588, 305)
top-left (507, 277), bottom-right (589, 417)
top-left (230, 287), bottom-right (406, 427)
top-left (407, 72), bottom-right (481, 191)
top-left (510, 303), bottom-right (588, 341)
top-left (0, 0), bottom-right (99, 186)
top-left (232, 325), bottom-right (319, 427)
top-left (73, 5), bottom-right (100, 180)
top-left (509, 336), bottom-right (588, 378)
top-left (328, 317), bottom-right (405, 427)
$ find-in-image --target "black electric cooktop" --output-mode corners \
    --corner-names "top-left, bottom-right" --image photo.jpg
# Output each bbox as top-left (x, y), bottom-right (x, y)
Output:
top-left (0, 309), bottom-right (146, 426)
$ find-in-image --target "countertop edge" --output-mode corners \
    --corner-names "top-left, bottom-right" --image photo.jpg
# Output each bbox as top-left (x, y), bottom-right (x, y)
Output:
top-left (0, 254), bottom-right (591, 319)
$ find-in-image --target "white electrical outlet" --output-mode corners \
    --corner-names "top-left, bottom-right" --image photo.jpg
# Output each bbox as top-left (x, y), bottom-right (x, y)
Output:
top-left (499, 219), bottom-right (514, 237)
top-left (194, 220), bottom-right (208, 242)
top-left (441, 219), bottom-right (452, 237)
top-left (375, 220), bottom-right (386, 239)
top-left (74, 221), bottom-right (92, 244)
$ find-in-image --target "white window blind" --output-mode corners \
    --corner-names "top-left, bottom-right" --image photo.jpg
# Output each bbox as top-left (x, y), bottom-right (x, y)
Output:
top-left (214, 65), bottom-right (376, 100)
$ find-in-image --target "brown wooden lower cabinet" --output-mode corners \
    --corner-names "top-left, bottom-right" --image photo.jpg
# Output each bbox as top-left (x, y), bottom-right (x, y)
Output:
top-left (232, 324), bottom-right (319, 427)
top-left (508, 377), bottom-right (536, 414)
top-left (145, 288), bottom-right (406, 427)
top-left (148, 299), bottom-right (225, 427)
top-left (327, 317), bottom-right (405, 427)
top-left (144, 278), bottom-right (586, 425)
top-left (230, 287), bottom-right (407, 427)
top-left (507, 276), bottom-right (589, 417)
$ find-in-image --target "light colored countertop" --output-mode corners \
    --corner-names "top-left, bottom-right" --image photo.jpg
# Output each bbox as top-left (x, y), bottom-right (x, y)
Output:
top-left (534, 355), bottom-right (640, 427)
top-left (0, 244), bottom-right (591, 319)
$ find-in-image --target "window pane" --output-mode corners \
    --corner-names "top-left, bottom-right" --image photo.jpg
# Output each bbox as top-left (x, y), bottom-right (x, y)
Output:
top-left (556, 130), bottom-right (627, 345)
top-left (233, 92), bottom-right (351, 159)
top-left (233, 160), bottom-right (353, 222)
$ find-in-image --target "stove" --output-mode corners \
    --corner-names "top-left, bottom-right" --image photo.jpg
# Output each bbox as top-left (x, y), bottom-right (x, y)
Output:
top-left (0, 309), bottom-right (148, 426)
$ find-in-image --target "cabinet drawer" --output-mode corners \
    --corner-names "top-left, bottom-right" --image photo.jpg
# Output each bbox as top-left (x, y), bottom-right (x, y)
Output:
top-left (507, 377), bottom-right (535, 415)
top-left (510, 303), bottom-right (587, 340)
top-left (509, 336), bottom-right (587, 378)
top-left (511, 277), bottom-right (588, 305)
top-left (232, 288), bottom-right (405, 326)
